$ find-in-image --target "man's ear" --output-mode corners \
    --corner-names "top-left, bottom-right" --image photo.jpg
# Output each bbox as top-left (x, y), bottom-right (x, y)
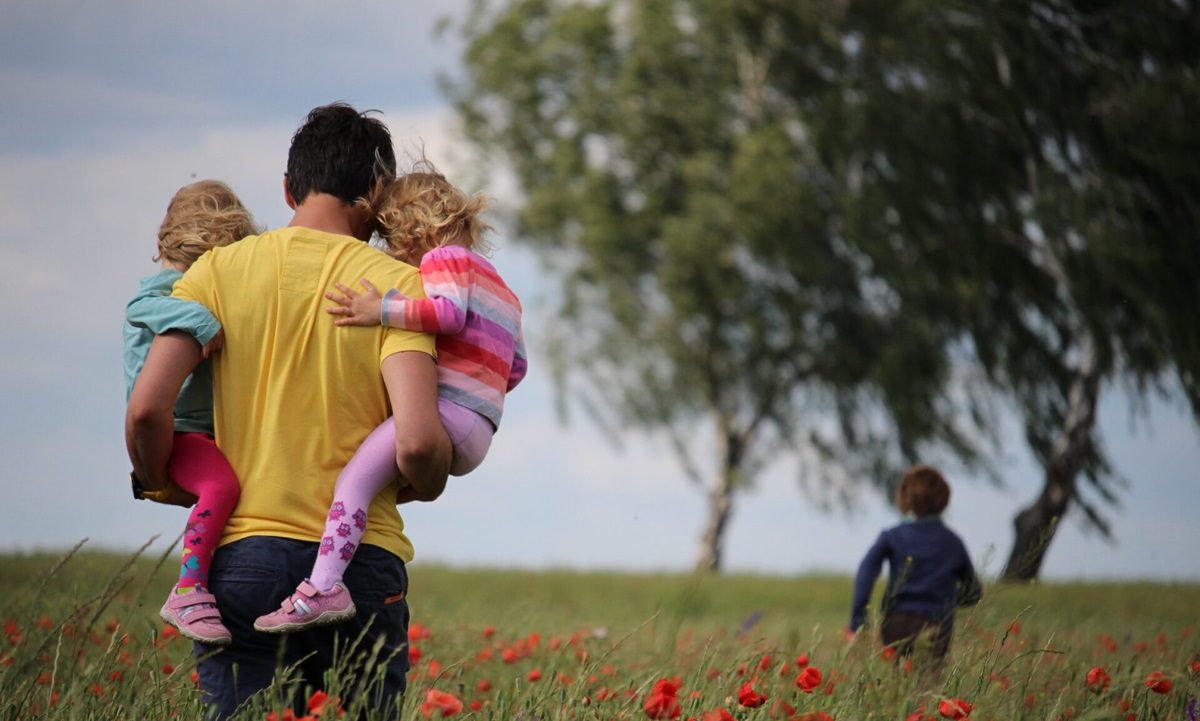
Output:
top-left (283, 176), bottom-right (297, 209)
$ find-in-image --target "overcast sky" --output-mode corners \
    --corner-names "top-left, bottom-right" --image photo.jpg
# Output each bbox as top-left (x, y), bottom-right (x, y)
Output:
top-left (1, 0), bottom-right (1197, 582)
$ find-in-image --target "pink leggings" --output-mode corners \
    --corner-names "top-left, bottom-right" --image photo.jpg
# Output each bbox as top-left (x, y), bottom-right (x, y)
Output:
top-left (309, 399), bottom-right (492, 591)
top-left (167, 432), bottom-right (240, 590)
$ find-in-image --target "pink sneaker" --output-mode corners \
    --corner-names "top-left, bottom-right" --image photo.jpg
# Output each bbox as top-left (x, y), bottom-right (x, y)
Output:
top-left (253, 580), bottom-right (356, 633)
top-left (160, 585), bottom-right (232, 646)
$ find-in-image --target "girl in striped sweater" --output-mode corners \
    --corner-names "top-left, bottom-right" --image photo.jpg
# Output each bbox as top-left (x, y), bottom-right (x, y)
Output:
top-left (255, 163), bottom-right (526, 633)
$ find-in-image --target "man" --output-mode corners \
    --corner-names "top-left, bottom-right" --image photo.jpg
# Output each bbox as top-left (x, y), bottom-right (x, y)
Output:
top-left (126, 103), bottom-right (451, 719)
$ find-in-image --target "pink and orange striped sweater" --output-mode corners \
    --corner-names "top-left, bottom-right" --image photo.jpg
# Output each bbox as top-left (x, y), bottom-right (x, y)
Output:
top-left (381, 245), bottom-right (526, 428)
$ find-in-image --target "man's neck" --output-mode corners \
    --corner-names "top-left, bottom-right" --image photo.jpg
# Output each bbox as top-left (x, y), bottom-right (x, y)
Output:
top-left (287, 193), bottom-right (361, 239)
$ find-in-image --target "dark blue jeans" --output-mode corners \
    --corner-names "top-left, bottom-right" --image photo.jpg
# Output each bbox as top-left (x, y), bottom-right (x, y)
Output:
top-left (195, 536), bottom-right (410, 720)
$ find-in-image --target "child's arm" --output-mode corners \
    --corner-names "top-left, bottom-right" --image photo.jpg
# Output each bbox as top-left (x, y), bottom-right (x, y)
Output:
top-left (507, 327), bottom-right (528, 392)
top-left (849, 533), bottom-right (888, 632)
top-left (126, 293), bottom-right (222, 354)
top-left (327, 250), bottom-right (474, 334)
top-left (326, 279), bottom-right (470, 334)
top-left (956, 552), bottom-right (983, 607)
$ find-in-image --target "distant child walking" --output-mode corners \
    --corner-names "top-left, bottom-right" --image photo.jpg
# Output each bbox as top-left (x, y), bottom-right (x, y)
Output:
top-left (124, 180), bottom-right (257, 645)
top-left (848, 465), bottom-right (981, 666)
top-left (254, 162), bottom-right (527, 633)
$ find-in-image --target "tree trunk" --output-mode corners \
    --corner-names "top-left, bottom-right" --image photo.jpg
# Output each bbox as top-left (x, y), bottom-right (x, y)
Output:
top-left (1002, 331), bottom-right (1101, 581)
top-left (694, 432), bottom-right (742, 572)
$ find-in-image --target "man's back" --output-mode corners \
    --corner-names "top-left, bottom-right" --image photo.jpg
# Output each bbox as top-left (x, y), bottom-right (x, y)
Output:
top-left (173, 226), bottom-right (434, 559)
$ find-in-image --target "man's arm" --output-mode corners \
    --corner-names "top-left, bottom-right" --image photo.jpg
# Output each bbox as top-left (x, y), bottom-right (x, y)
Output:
top-left (381, 351), bottom-right (452, 502)
top-left (126, 331), bottom-right (202, 493)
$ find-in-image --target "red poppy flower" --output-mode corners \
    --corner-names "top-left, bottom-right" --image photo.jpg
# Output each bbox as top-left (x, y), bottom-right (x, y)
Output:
top-left (767, 699), bottom-right (795, 719)
top-left (938, 698), bottom-right (973, 719)
top-left (699, 709), bottom-right (735, 721)
top-left (643, 677), bottom-right (682, 720)
top-left (527, 668), bottom-right (542, 682)
top-left (482, 625), bottom-right (495, 638)
top-left (408, 623), bottom-right (431, 641)
top-left (736, 681), bottom-right (768, 708)
top-left (419, 689), bottom-right (463, 718)
top-left (1144, 671), bottom-right (1172, 694)
top-left (1085, 666), bottom-right (1110, 691)
top-left (796, 666), bottom-right (823, 693)
top-left (881, 646), bottom-right (897, 661)
top-left (307, 690), bottom-right (339, 716)
top-left (796, 653), bottom-right (810, 668)
top-left (477, 679), bottom-right (492, 693)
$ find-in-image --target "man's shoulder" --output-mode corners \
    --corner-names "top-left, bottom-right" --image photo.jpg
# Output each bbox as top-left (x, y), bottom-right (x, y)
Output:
top-left (344, 244), bottom-right (421, 288)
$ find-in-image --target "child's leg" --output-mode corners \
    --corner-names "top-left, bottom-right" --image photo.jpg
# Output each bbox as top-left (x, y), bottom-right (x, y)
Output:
top-left (168, 432), bottom-right (240, 592)
top-left (309, 418), bottom-right (399, 592)
top-left (439, 400), bottom-right (495, 476)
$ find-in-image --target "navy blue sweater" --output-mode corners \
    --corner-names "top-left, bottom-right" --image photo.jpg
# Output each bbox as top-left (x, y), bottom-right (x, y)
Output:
top-left (849, 517), bottom-right (980, 631)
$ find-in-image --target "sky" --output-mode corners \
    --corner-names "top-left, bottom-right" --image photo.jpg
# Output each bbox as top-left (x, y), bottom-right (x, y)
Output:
top-left (1, 1), bottom-right (1197, 583)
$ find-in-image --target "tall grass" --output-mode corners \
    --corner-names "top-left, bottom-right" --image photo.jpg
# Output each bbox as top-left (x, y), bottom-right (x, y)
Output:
top-left (0, 545), bottom-right (1196, 720)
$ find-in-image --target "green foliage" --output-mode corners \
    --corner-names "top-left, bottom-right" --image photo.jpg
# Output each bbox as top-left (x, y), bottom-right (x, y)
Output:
top-left (1, 549), bottom-right (1198, 720)
top-left (449, 0), bottom-right (996, 503)
top-left (447, 0), bottom-right (1200, 541)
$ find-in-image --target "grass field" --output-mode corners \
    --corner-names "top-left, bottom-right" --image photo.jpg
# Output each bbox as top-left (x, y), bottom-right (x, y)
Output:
top-left (0, 545), bottom-right (1196, 720)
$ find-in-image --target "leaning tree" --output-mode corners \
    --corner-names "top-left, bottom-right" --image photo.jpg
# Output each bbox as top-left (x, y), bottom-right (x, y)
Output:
top-left (447, 0), bottom-right (1010, 571)
top-left (446, 0), bottom-right (1200, 574)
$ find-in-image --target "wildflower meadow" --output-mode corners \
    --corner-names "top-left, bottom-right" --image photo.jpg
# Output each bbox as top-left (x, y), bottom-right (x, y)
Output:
top-left (1, 544), bottom-right (1196, 720)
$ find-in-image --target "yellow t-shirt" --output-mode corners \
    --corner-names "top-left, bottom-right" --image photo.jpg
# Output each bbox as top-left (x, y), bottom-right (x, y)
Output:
top-left (173, 226), bottom-right (434, 561)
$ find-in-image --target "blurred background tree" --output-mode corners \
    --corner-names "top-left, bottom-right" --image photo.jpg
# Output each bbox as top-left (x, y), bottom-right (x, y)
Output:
top-left (446, 0), bottom-right (1200, 575)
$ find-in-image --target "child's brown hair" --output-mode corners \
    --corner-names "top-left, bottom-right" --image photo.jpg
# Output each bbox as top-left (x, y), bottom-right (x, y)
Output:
top-left (156, 180), bottom-right (257, 267)
top-left (895, 464), bottom-right (951, 517)
top-left (366, 160), bottom-right (492, 264)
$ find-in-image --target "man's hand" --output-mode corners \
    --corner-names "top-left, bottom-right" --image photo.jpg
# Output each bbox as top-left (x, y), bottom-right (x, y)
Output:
top-left (201, 328), bottom-right (225, 360)
top-left (394, 484), bottom-right (422, 505)
top-left (326, 279), bottom-right (384, 326)
top-left (132, 472), bottom-right (198, 507)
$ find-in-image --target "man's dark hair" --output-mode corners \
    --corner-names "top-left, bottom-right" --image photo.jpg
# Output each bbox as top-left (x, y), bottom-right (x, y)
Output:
top-left (286, 103), bottom-right (396, 205)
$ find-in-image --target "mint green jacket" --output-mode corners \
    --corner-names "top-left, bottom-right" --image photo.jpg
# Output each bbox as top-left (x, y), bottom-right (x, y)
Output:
top-left (122, 268), bottom-right (221, 434)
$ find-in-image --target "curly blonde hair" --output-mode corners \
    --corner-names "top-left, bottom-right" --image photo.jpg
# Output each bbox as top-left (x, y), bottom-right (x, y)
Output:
top-left (156, 180), bottom-right (258, 267)
top-left (364, 161), bottom-right (492, 264)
